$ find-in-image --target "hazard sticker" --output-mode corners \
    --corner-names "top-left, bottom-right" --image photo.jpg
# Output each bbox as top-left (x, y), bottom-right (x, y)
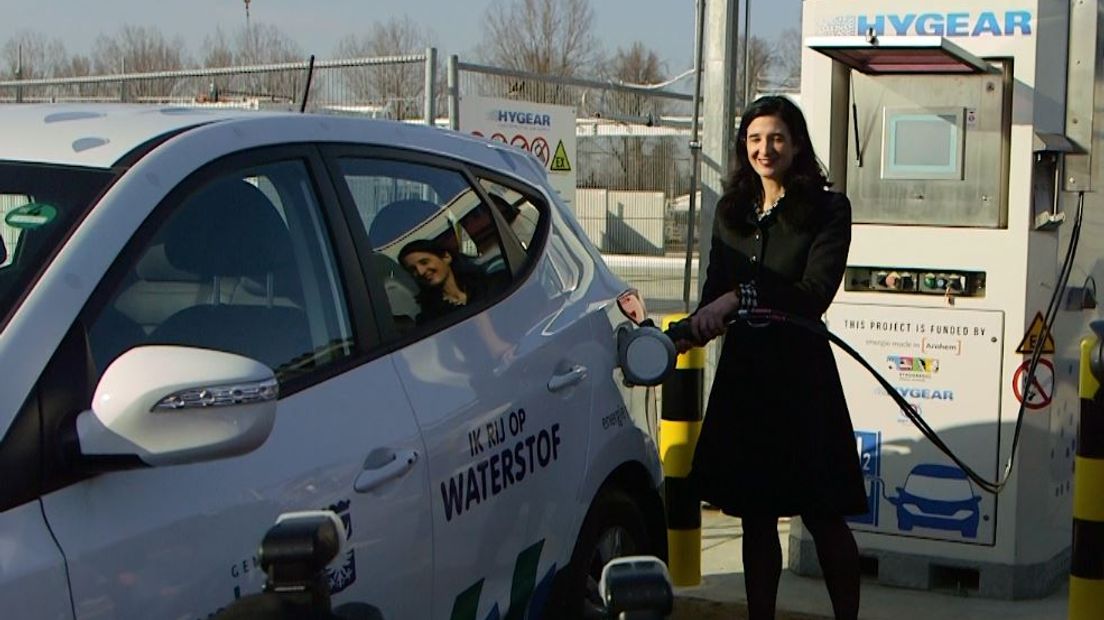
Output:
top-left (1012, 358), bottom-right (1054, 410)
top-left (1015, 312), bottom-right (1055, 355)
top-left (550, 140), bottom-right (572, 172)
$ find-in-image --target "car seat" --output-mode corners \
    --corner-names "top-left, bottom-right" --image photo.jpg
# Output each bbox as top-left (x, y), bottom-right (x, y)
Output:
top-left (148, 179), bottom-right (312, 370)
top-left (366, 198), bottom-right (453, 331)
top-left (366, 198), bottom-right (442, 250)
top-left (370, 253), bottom-right (419, 334)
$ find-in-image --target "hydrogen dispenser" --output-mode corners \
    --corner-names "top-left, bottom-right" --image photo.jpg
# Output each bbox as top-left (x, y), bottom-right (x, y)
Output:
top-left (793, 0), bottom-right (1104, 598)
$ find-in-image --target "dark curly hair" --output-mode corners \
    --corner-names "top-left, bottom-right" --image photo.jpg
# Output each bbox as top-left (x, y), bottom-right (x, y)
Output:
top-left (398, 238), bottom-right (479, 294)
top-left (718, 95), bottom-right (831, 231)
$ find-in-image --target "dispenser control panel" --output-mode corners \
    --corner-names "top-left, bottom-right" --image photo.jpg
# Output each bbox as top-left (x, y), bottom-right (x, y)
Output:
top-left (845, 266), bottom-right (986, 297)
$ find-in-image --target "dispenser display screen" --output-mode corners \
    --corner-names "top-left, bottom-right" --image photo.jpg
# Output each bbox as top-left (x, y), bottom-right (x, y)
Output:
top-left (882, 108), bottom-right (964, 180)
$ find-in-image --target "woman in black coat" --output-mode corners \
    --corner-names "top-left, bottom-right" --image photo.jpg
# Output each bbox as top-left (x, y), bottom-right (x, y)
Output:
top-left (677, 96), bottom-right (866, 620)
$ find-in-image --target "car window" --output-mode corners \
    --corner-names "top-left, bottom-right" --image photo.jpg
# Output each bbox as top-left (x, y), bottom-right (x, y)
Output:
top-left (0, 163), bottom-right (115, 330)
top-left (0, 194), bottom-right (25, 268)
top-left (86, 160), bottom-right (355, 384)
top-left (336, 158), bottom-right (512, 336)
top-left (903, 471), bottom-right (977, 501)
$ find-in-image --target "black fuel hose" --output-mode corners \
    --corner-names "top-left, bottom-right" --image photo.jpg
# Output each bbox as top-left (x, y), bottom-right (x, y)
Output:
top-left (664, 310), bottom-right (1006, 494)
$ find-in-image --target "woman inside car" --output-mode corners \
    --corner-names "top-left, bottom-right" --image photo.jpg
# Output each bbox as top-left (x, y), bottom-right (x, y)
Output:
top-left (399, 238), bottom-right (497, 325)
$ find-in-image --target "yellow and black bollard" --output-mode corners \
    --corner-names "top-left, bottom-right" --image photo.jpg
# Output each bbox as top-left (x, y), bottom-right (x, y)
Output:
top-left (660, 313), bottom-right (704, 587)
top-left (1071, 329), bottom-right (1104, 619)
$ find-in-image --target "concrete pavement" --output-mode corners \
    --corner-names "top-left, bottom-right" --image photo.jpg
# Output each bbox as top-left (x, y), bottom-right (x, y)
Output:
top-left (671, 508), bottom-right (1068, 619)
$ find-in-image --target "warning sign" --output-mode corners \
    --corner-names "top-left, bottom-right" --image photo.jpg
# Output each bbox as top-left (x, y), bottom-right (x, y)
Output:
top-left (458, 95), bottom-right (577, 209)
top-left (550, 140), bottom-right (572, 172)
top-left (1015, 312), bottom-right (1055, 355)
top-left (1012, 358), bottom-right (1054, 410)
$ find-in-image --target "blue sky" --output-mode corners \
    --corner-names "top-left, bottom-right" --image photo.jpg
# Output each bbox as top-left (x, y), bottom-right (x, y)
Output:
top-left (3, 0), bottom-right (802, 73)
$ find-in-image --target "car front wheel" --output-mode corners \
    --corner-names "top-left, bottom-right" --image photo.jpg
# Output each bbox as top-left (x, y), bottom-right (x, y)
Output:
top-left (547, 487), bottom-right (651, 619)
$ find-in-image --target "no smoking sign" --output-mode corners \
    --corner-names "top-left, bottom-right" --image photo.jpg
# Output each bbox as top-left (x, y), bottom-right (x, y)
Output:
top-left (1012, 358), bottom-right (1054, 410)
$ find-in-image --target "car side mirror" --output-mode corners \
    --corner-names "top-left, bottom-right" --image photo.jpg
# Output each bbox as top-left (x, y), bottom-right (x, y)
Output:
top-left (600, 555), bottom-right (674, 619)
top-left (75, 345), bottom-right (278, 468)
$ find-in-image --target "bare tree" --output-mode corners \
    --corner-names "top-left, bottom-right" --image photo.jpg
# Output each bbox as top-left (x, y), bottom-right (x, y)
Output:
top-left (1, 31), bottom-right (69, 79)
top-left (233, 23), bottom-right (303, 66)
top-left (738, 36), bottom-right (775, 104)
top-left (772, 28), bottom-right (802, 90)
top-left (334, 16), bottom-right (434, 119)
top-left (603, 42), bottom-right (665, 119)
top-left (92, 25), bottom-right (190, 74)
top-left (60, 54), bottom-right (93, 79)
top-left (201, 28), bottom-right (236, 69)
top-left (478, 0), bottom-right (600, 103)
top-left (597, 42), bottom-right (680, 192)
top-left (89, 25), bottom-right (190, 101)
top-left (200, 23), bottom-right (306, 106)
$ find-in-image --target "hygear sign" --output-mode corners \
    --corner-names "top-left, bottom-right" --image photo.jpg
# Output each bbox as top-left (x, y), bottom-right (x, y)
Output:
top-left (459, 95), bottom-right (577, 209)
top-left (815, 10), bottom-right (1033, 37)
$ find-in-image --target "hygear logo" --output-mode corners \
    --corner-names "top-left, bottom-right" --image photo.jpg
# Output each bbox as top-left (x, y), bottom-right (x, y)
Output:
top-left (817, 10), bottom-right (1033, 38)
top-left (488, 109), bottom-right (552, 127)
top-left (449, 540), bottom-right (556, 620)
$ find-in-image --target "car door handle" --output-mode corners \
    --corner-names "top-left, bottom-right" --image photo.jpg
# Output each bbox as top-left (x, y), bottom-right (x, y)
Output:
top-left (547, 365), bottom-right (588, 392)
top-left (354, 449), bottom-right (419, 493)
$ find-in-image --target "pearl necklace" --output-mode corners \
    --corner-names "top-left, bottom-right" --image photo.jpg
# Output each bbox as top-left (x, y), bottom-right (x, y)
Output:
top-left (443, 292), bottom-right (467, 306)
top-left (757, 192), bottom-right (785, 219)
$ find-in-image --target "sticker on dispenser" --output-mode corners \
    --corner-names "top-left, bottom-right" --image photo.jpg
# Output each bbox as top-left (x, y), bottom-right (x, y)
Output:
top-left (1012, 358), bottom-right (1054, 410)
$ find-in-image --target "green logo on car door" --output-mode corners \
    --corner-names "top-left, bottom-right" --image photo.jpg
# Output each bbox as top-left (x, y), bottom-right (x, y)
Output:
top-left (449, 539), bottom-right (555, 620)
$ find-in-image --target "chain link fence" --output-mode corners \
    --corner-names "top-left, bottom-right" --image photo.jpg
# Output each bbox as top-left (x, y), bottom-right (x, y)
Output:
top-left (0, 54), bottom-right (435, 121)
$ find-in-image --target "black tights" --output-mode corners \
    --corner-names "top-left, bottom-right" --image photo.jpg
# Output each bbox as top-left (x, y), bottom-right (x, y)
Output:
top-left (741, 514), bottom-right (860, 620)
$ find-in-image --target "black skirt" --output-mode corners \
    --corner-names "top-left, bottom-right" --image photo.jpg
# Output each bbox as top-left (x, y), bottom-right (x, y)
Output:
top-left (688, 321), bottom-right (869, 517)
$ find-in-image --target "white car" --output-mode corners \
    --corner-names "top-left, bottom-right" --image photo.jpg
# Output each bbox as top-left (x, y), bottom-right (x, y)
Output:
top-left (0, 105), bottom-right (667, 620)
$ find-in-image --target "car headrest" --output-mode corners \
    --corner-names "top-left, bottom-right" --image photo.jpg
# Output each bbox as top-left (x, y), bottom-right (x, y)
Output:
top-left (135, 242), bottom-right (199, 281)
top-left (367, 198), bottom-right (441, 249)
top-left (162, 179), bottom-right (293, 279)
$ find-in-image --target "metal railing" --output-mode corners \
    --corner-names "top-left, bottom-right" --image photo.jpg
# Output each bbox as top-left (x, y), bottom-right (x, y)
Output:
top-left (0, 54), bottom-right (435, 123)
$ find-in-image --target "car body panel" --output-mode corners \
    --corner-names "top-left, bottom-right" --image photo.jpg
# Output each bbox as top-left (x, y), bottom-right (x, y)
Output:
top-left (397, 247), bottom-right (599, 618)
top-left (41, 356), bottom-right (434, 619)
top-left (0, 502), bottom-right (72, 620)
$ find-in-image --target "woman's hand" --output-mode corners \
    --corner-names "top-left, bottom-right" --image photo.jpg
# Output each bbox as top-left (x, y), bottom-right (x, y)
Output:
top-left (691, 290), bottom-right (740, 344)
top-left (673, 338), bottom-right (696, 354)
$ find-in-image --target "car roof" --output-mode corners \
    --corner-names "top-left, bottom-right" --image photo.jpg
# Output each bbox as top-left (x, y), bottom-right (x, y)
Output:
top-left (0, 104), bottom-right (546, 182)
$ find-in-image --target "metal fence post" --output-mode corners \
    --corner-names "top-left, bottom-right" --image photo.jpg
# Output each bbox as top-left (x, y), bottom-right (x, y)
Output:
top-left (1072, 322), bottom-right (1104, 619)
top-left (424, 47), bottom-right (437, 126)
top-left (14, 50), bottom-right (22, 104)
top-left (447, 55), bottom-right (459, 131)
top-left (660, 313), bottom-right (704, 587)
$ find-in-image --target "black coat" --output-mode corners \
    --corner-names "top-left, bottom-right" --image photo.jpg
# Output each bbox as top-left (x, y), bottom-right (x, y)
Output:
top-left (688, 189), bottom-right (868, 517)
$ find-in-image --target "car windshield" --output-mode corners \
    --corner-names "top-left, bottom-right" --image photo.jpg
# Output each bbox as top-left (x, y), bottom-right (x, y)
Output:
top-left (903, 473), bottom-right (975, 502)
top-left (0, 162), bottom-right (116, 329)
